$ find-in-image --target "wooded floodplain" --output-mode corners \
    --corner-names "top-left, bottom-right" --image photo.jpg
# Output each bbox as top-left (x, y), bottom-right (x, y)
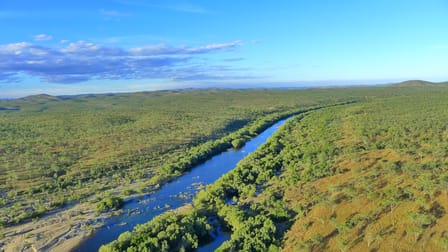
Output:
top-left (100, 81), bottom-right (448, 252)
top-left (0, 88), bottom-right (350, 227)
top-left (3, 81), bottom-right (448, 251)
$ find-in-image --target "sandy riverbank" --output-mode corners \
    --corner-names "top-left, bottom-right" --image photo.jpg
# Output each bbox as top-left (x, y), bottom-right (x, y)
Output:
top-left (0, 202), bottom-right (107, 252)
top-left (0, 180), bottom-right (162, 252)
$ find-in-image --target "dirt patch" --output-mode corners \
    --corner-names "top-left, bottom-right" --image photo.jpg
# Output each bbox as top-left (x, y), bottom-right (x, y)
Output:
top-left (1, 203), bottom-right (106, 252)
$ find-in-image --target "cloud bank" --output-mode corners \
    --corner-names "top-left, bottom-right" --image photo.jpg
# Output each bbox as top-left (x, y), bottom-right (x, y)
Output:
top-left (0, 40), bottom-right (243, 84)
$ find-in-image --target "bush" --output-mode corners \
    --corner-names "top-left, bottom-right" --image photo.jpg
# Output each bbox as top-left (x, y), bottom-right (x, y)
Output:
top-left (231, 138), bottom-right (246, 149)
top-left (96, 196), bottom-right (123, 213)
top-left (99, 211), bottom-right (211, 252)
top-left (121, 189), bottom-right (136, 196)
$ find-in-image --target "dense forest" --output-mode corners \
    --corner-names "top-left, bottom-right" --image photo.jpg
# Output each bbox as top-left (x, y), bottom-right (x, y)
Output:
top-left (0, 88), bottom-right (357, 227)
top-left (99, 82), bottom-right (448, 251)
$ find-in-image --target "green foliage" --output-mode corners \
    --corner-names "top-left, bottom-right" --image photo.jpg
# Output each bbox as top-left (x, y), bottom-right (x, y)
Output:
top-left (231, 138), bottom-right (245, 149)
top-left (99, 211), bottom-right (211, 252)
top-left (6, 84), bottom-right (448, 250)
top-left (121, 188), bottom-right (137, 196)
top-left (0, 89), bottom-right (349, 225)
top-left (219, 214), bottom-right (277, 252)
top-left (113, 84), bottom-right (448, 251)
top-left (95, 196), bottom-right (123, 213)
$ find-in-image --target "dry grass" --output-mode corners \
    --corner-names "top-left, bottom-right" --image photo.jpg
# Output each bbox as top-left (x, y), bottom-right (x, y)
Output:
top-left (279, 93), bottom-right (448, 251)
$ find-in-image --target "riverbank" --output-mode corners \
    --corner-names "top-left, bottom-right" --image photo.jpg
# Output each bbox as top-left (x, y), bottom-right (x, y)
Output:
top-left (1, 201), bottom-right (103, 252)
top-left (0, 179), bottom-right (162, 252)
top-left (0, 114), bottom-right (289, 251)
top-left (1, 202), bottom-right (195, 252)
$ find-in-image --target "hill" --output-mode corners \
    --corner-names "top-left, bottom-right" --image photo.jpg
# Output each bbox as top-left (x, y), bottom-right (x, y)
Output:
top-left (278, 92), bottom-right (448, 251)
top-left (100, 84), bottom-right (448, 251)
top-left (20, 93), bottom-right (61, 102)
top-left (393, 80), bottom-right (438, 87)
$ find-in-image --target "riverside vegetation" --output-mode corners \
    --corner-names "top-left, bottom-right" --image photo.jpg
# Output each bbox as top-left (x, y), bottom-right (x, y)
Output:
top-left (0, 88), bottom-right (356, 227)
top-left (99, 81), bottom-right (448, 251)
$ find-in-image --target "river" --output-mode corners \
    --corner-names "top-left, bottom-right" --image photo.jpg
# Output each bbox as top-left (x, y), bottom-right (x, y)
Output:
top-left (74, 117), bottom-right (290, 252)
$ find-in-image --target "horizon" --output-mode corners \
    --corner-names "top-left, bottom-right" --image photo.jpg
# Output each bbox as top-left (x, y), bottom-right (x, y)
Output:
top-left (0, 80), bottom-right (448, 101)
top-left (0, 78), bottom-right (400, 99)
top-left (1, 1), bottom-right (448, 98)
top-left (0, 78), bottom-right (442, 100)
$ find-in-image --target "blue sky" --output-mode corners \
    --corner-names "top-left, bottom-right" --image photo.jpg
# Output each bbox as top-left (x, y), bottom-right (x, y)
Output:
top-left (1, 0), bottom-right (447, 98)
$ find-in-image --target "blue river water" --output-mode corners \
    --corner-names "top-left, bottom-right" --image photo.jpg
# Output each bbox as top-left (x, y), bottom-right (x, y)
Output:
top-left (74, 118), bottom-right (289, 251)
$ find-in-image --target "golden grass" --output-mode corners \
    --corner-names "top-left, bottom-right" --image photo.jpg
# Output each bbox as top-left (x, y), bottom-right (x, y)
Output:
top-left (280, 97), bottom-right (448, 251)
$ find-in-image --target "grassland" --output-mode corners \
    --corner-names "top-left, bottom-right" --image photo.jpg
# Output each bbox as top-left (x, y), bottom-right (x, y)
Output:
top-left (279, 86), bottom-right (448, 251)
top-left (0, 88), bottom-right (358, 227)
top-left (100, 82), bottom-right (448, 251)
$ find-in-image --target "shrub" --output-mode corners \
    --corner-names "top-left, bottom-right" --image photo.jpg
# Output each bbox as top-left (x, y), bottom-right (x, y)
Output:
top-left (231, 138), bottom-right (246, 149)
top-left (96, 196), bottom-right (123, 213)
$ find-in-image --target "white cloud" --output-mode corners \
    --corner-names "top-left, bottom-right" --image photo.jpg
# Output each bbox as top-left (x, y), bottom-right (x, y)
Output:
top-left (0, 40), bottom-right (245, 84)
top-left (33, 34), bottom-right (53, 41)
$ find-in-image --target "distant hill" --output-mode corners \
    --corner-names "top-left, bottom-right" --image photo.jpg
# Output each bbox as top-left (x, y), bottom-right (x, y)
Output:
top-left (393, 80), bottom-right (441, 87)
top-left (20, 93), bottom-right (61, 102)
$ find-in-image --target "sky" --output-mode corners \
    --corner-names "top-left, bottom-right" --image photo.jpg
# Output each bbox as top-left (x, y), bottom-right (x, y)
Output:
top-left (1, 0), bottom-right (448, 98)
